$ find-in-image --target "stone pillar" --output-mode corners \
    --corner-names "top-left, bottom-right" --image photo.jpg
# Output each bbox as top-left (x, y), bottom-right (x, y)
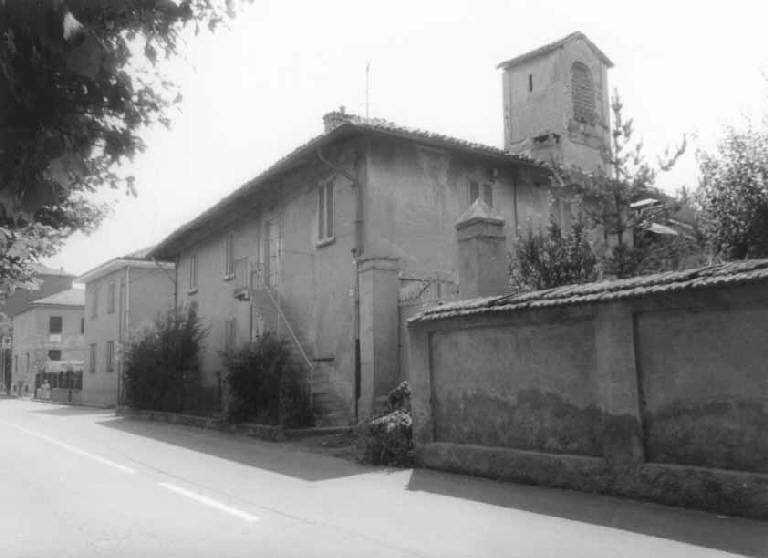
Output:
top-left (456, 200), bottom-right (508, 299)
top-left (358, 256), bottom-right (400, 419)
top-left (594, 302), bottom-right (645, 465)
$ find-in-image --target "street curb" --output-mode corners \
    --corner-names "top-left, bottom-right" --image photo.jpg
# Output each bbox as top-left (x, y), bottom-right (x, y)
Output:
top-left (115, 408), bottom-right (353, 443)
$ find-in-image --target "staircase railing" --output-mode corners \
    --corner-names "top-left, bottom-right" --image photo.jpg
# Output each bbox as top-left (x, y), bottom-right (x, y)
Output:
top-left (245, 261), bottom-right (314, 407)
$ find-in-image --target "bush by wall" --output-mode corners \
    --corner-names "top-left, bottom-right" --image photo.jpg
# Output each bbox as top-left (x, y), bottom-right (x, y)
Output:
top-left (510, 221), bottom-right (598, 292)
top-left (122, 306), bottom-right (207, 413)
top-left (357, 381), bottom-right (414, 466)
top-left (222, 333), bottom-right (313, 427)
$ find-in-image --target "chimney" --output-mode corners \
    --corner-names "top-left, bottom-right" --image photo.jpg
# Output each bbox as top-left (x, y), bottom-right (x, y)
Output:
top-left (322, 105), bottom-right (354, 133)
top-left (456, 199), bottom-right (508, 299)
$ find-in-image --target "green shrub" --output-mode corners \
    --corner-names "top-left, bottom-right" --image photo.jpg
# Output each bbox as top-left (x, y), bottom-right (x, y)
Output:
top-left (510, 221), bottom-right (598, 292)
top-left (123, 306), bottom-right (207, 413)
top-left (357, 381), bottom-right (413, 466)
top-left (222, 333), bottom-right (313, 427)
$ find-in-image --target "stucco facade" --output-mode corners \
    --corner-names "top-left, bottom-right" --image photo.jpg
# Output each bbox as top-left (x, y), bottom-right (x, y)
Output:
top-left (9, 290), bottom-right (85, 396)
top-left (153, 117), bottom-right (552, 423)
top-left (79, 257), bottom-right (175, 407)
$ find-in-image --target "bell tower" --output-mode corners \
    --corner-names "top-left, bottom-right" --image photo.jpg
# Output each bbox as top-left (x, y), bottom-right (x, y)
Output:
top-left (498, 32), bottom-right (613, 173)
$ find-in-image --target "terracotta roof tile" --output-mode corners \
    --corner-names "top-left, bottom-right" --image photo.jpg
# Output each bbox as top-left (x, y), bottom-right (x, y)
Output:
top-left (410, 259), bottom-right (768, 323)
top-left (150, 114), bottom-right (541, 260)
top-left (30, 288), bottom-right (85, 307)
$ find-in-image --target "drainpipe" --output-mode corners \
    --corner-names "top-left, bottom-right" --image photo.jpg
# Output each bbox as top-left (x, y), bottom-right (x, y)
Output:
top-left (316, 145), bottom-right (364, 423)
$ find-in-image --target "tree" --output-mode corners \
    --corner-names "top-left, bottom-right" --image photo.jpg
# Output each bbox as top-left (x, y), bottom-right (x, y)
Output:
top-left (550, 91), bottom-right (686, 277)
top-left (123, 306), bottom-right (207, 413)
top-left (0, 0), bottom-right (246, 290)
top-left (697, 123), bottom-right (768, 259)
top-left (509, 220), bottom-right (598, 292)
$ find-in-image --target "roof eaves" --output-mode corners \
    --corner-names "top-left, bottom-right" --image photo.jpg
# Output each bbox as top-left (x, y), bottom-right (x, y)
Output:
top-left (149, 119), bottom-right (545, 260)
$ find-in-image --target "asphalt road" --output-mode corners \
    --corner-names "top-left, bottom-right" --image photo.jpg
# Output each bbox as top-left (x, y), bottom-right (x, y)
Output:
top-left (0, 399), bottom-right (766, 558)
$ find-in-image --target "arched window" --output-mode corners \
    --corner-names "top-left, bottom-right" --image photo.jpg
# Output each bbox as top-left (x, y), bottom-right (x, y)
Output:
top-left (571, 62), bottom-right (595, 123)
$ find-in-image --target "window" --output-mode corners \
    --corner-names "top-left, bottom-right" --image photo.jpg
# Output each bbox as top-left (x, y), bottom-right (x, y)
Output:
top-left (571, 61), bottom-right (596, 123)
top-left (469, 180), bottom-right (493, 208)
top-left (318, 181), bottom-right (334, 242)
top-left (105, 341), bottom-right (115, 372)
top-left (528, 73), bottom-right (533, 92)
top-left (224, 318), bottom-right (237, 353)
top-left (224, 232), bottom-right (235, 278)
top-left (89, 344), bottom-right (96, 374)
top-left (48, 350), bottom-right (61, 361)
top-left (14, 355), bottom-right (17, 373)
top-left (25, 353), bottom-right (29, 372)
top-left (49, 316), bottom-right (62, 334)
top-left (91, 283), bottom-right (99, 318)
top-left (188, 253), bottom-right (198, 292)
top-left (107, 281), bottom-right (116, 314)
top-left (469, 180), bottom-right (480, 203)
top-left (80, 318), bottom-right (85, 334)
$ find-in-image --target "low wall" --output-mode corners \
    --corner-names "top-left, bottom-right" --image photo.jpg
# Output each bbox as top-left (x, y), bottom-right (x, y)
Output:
top-left (408, 278), bottom-right (768, 519)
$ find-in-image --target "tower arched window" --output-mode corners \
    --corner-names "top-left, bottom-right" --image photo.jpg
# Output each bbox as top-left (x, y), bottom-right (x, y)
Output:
top-left (571, 62), bottom-right (595, 123)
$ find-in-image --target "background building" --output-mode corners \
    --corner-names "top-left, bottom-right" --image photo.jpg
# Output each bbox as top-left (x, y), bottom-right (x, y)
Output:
top-left (78, 249), bottom-right (175, 407)
top-left (0, 264), bottom-right (76, 393)
top-left (9, 288), bottom-right (85, 397)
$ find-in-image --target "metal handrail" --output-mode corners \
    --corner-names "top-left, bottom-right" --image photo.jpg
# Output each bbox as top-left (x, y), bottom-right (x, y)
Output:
top-left (248, 262), bottom-right (314, 398)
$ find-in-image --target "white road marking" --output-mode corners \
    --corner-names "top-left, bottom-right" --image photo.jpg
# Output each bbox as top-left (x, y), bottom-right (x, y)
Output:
top-left (158, 482), bottom-right (260, 522)
top-left (0, 419), bottom-right (136, 475)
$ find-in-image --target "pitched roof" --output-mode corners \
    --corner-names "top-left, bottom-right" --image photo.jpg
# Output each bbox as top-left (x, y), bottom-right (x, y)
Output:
top-left (149, 114), bottom-right (543, 260)
top-left (497, 31), bottom-right (613, 70)
top-left (411, 259), bottom-right (768, 323)
top-left (123, 245), bottom-right (155, 260)
top-left (31, 263), bottom-right (75, 278)
top-left (76, 247), bottom-right (174, 284)
top-left (30, 288), bottom-right (84, 308)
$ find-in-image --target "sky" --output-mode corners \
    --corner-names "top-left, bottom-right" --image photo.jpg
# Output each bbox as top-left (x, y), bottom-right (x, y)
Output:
top-left (44, 0), bottom-right (768, 276)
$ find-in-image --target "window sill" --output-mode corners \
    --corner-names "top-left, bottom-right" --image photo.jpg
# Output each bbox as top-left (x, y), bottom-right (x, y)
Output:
top-left (187, 288), bottom-right (198, 295)
top-left (316, 236), bottom-right (335, 249)
top-left (223, 273), bottom-right (235, 282)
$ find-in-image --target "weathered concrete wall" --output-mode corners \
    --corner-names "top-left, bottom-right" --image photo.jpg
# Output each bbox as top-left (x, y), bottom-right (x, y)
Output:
top-left (636, 304), bottom-right (768, 473)
top-left (430, 316), bottom-right (601, 455)
top-left (364, 138), bottom-right (550, 280)
top-left (408, 281), bottom-right (768, 519)
top-left (364, 137), bottom-right (550, 405)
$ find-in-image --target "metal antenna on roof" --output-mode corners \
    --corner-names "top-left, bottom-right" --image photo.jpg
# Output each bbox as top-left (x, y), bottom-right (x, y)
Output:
top-left (365, 61), bottom-right (371, 118)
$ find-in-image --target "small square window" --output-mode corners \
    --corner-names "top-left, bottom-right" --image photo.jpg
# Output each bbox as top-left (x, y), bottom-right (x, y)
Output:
top-left (188, 253), bottom-right (198, 292)
top-left (224, 233), bottom-right (235, 278)
top-left (469, 180), bottom-right (480, 204)
top-left (91, 284), bottom-right (99, 319)
top-left (318, 182), bottom-right (334, 242)
top-left (106, 341), bottom-right (115, 372)
top-left (483, 184), bottom-right (493, 208)
top-left (49, 316), bottom-right (63, 334)
top-left (224, 318), bottom-right (238, 353)
top-left (48, 350), bottom-right (61, 362)
top-left (89, 344), bottom-right (96, 374)
top-left (107, 281), bottom-right (116, 314)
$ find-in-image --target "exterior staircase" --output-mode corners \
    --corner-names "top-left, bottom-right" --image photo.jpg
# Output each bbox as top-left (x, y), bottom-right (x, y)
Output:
top-left (237, 259), bottom-right (352, 427)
